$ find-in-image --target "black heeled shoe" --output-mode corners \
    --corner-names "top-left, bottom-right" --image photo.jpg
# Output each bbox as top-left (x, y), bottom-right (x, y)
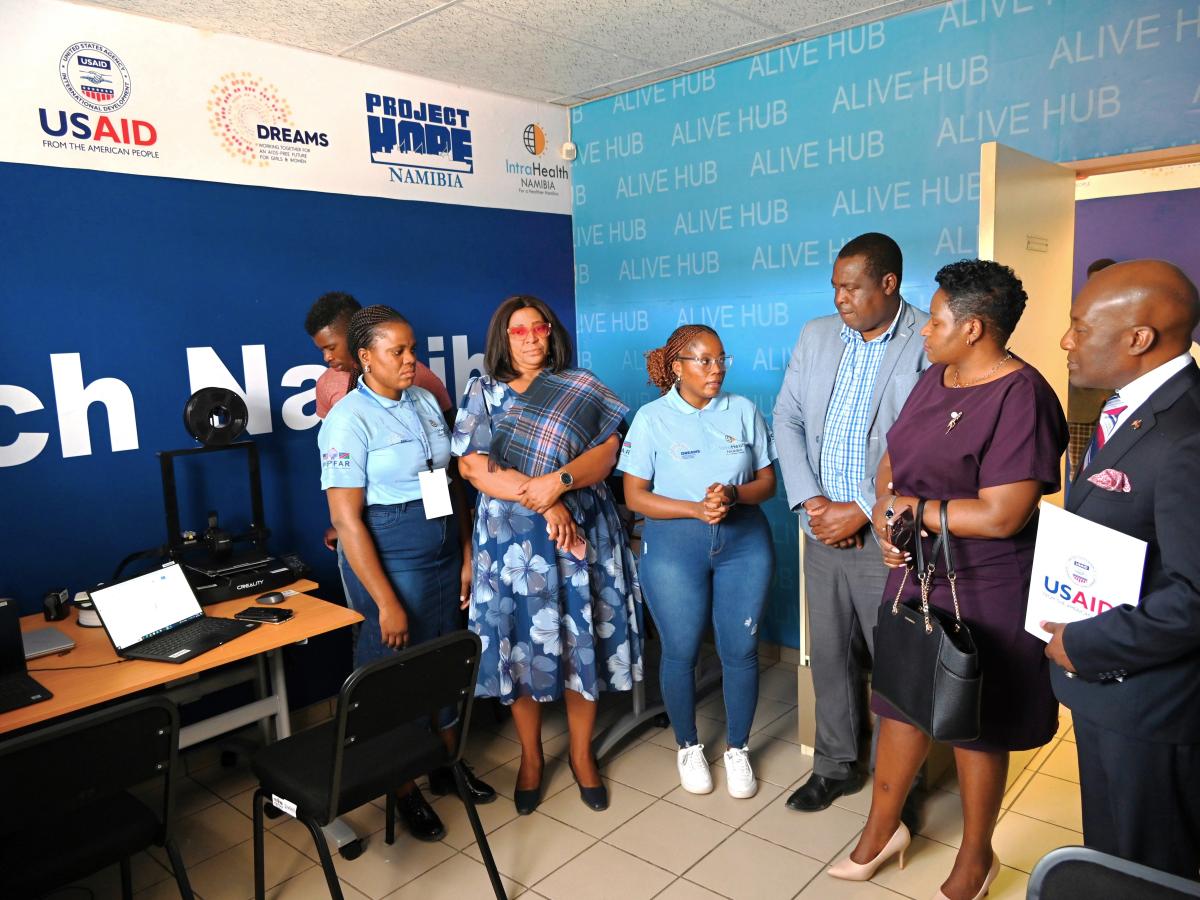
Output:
top-left (513, 753), bottom-right (544, 815)
top-left (569, 758), bottom-right (609, 812)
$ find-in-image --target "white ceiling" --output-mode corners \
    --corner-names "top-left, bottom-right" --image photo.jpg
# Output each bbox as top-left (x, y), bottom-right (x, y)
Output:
top-left (77, 0), bottom-right (943, 105)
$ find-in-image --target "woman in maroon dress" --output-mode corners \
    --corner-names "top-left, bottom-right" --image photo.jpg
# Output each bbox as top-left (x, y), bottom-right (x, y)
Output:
top-left (828, 260), bottom-right (1068, 900)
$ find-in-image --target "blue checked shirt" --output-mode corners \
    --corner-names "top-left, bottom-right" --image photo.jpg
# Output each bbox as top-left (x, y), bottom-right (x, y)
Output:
top-left (819, 308), bottom-right (901, 515)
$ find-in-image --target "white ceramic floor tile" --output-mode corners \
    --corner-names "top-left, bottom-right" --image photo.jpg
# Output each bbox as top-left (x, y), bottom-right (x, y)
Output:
top-left (869, 833), bottom-right (959, 898)
top-left (56, 852), bottom-right (176, 900)
top-left (685, 830), bottom-right (822, 900)
top-left (1000, 769), bottom-right (1035, 810)
top-left (537, 776), bottom-right (657, 838)
top-left (742, 795), bottom-right (865, 863)
top-left (432, 790), bottom-right (520, 851)
top-left (795, 874), bottom-right (904, 898)
top-left (186, 834), bottom-right (313, 900)
top-left (1038, 742), bottom-right (1080, 784)
top-left (383, 851), bottom-right (523, 899)
top-left (229, 788), bottom-right (290, 829)
top-left (462, 811), bottom-right (595, 887)
top-left (991, 810), bottom-right (1084, 874)
top-left (830, 776), bottom-right (875, 817)
top-left (757, 664), bottom-right (800, 703)
top-left (653, 879), bottom-right (727, 899)
top-left (332, 828), bottom-right (457, 899)
top-left (698, 694), bottom-right (794, 736)
top-left (754, 707), bottom-right (801, 745)
top-left (151, 800), bottom-right (253, 868)
top-left (915, 789), bottom-right (965, 848)
top-left (265, 864), bottom-right (371, 899)
top-left (490, 754), bottom-right (578, 802)
top-left (190, 762), bottom-right (260, 800)
top-left (1009, 774), bottom-right (1083, 833)
top-left (715, 735), bottom-right (812, 790)
top-left (604, 741), bottom-right (686, 797)
top-left (534, 841), bottom-right (674, 900)
top-left (606, 800), bottom-right (733, 875)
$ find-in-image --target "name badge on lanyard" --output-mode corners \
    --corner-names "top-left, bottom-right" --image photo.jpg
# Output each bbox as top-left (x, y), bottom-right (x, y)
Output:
top-left (418, 465), bottom-right (453, 520)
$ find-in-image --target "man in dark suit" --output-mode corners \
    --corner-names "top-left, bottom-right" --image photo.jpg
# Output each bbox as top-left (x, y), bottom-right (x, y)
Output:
top-left (1043, 259), bottom-right (1200, 879)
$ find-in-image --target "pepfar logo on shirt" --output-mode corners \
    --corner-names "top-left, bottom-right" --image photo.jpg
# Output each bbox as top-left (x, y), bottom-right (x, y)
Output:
top-left (322, 447), bottom-right (352, 469)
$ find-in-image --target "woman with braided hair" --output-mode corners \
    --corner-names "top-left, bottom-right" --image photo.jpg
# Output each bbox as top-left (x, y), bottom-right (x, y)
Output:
top-left (619, 324), bottom-right (777, 799)
top-left (453, 295), bottom-right (642, 816)
top-left (317, 304), bottom-right (495, 843)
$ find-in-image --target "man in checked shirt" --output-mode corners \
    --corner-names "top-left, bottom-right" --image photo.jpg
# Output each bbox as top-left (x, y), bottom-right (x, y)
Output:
top-left (774, 233), bottom-right (930, 821)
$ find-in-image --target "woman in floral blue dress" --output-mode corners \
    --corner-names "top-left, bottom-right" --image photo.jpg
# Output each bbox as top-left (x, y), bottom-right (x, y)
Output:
top-left (453, 295), bottom-right (643, 815)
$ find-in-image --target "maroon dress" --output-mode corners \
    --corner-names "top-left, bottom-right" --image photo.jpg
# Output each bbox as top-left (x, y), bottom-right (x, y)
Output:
top-left (872, 363), bottom-right (1068, 751)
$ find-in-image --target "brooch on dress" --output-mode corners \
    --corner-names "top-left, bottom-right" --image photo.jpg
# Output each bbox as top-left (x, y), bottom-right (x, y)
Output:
top-left (945, 410), bottom-right (963, 435)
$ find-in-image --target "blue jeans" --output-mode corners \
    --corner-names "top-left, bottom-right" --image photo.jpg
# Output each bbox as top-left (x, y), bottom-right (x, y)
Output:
top-left (639, 505), bottom-right (774, 749)
top-left (340, 501), bottom-right (462, 729)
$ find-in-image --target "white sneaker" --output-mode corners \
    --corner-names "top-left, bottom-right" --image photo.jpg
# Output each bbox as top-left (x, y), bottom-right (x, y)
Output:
top-left (723, 746), bottom-right (757, 798)
top-left (677, 744), bottom-right (713, 794)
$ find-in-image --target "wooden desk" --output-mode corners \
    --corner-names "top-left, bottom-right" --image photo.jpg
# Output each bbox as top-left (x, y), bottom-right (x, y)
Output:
top-left (5, 581), bottom-right (362, 745)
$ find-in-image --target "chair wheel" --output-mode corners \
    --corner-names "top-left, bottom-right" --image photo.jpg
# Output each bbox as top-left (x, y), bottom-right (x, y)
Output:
top-left (652, 713), bottom-right (671, 729)
top-left (264, 804), bottom-right (283, 820)
top-left (338, 839), bottom-right (365, 860)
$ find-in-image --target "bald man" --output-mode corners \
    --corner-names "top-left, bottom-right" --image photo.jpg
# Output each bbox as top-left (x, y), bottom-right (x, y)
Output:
top-left (1043, 259), bottom-right (1200, 878)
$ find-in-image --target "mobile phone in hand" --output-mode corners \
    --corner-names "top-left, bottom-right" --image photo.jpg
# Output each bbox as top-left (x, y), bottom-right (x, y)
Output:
top-left (888, 507), bottom-right (916, 555)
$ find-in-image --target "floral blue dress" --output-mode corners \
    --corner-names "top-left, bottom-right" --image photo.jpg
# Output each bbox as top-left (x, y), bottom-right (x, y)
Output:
top-left (452, 373), bottom-right (644, 704)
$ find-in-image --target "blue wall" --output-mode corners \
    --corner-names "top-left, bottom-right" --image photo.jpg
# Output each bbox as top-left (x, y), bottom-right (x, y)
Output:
top-left (0, 162), bottom-right (574, 620)
top-left (571, 0), bottom-right (1200, 647)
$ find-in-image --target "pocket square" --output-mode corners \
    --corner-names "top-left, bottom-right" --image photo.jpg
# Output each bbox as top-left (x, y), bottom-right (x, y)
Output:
top-left (1088, 468), bottom-right (1131, 493)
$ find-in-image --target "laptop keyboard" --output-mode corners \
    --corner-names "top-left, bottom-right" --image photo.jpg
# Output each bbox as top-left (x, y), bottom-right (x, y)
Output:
top-left (139, 617), bottom-right (249, 657)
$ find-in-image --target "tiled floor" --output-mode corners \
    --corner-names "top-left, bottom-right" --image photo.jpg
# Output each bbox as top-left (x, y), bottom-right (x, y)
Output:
top-left (49, 664), bottom-right (1085, 900)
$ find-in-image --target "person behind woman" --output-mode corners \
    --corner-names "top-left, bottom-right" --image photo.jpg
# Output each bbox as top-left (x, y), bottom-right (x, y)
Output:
top-left (453, 295), bottom-right (643, 815)
top-left (619, 325), bottom-right (777, 799)
top-left (318, 304), bottom-right (495, 843)
top-left (828, 260), bottom-right (1067, 900)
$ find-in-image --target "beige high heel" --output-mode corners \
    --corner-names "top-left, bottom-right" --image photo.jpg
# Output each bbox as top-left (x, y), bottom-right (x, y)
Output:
top-left (828, 822), bottom-right (911, 881)
top-left (933, 853), bottom-right (1001, 900)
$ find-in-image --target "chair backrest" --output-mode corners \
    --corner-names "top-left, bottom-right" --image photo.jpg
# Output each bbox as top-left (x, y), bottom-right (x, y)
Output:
top-left (0, 696), bottom-right (180, 840)
top-left (323, 631), bottom-right (482, 820)
top-left (1028, 846), bottom-right (1200, 899)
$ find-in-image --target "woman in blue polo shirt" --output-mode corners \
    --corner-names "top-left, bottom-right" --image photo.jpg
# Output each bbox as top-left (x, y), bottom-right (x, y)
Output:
top-left (318, 304), bottom-right (494, 842)
top-left (620, 324), bottom-right (777, 801)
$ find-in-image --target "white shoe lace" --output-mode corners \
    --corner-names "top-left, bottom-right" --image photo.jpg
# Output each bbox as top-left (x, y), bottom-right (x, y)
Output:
top-left (681, 744), bottom-right (707, 772)
top-left (725, 747), bottom-right (752, 780)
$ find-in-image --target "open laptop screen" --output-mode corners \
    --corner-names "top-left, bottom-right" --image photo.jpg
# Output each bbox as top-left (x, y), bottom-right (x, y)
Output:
top-left (91, 563), bottom-right (203, 651)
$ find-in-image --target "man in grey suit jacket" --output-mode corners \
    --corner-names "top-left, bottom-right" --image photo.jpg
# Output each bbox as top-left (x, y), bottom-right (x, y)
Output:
top-left (773, 233), bottom-right (930, 814)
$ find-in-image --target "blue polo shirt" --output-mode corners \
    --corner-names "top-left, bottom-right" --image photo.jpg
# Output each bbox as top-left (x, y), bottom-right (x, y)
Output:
top-left (618, 386), bottom-right (777, 502)
top-left (317, 381), bottom-right (450, 506)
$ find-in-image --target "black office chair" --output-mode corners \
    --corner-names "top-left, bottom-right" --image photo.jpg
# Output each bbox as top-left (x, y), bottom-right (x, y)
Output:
top-left (250, 630), bottom-right (505, 900)
top-left (0, 696), bottom-right (193, 899)
top-left (1028, 846), bottom-right (1200, 899)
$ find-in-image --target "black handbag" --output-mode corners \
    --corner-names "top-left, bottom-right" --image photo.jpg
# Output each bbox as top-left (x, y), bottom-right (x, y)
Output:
top-left (872, 499), bottom-right (982, 742)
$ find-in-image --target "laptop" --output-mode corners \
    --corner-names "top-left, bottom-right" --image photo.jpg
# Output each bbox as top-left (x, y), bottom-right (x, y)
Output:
top-left (90, 562), bottom-right (260, 664)
top-left (23, 626), bottom-right (76, 660)
top-left (0, 598), bottom-right (53, 713)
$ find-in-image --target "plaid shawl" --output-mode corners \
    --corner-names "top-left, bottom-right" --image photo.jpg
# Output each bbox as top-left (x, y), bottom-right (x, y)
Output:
top-left (489, 368), bottom-right (628, 477)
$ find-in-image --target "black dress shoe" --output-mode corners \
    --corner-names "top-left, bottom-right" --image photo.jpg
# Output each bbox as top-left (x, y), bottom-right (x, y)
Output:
top-left (428, 762), bottom-right (498, 804)
top-left (569, 759), bottom-right (609, 812)
top-left (514, 783), bottom-right (542, 815)
top-left (785, 772), bottom-right (865, 812)
top-left (396, 787), bottom-right (446, 841)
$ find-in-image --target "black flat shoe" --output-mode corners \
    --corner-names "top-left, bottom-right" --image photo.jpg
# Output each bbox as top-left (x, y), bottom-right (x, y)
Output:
top-left (785, 772), bottom-right (865, 812)
top-left (396, 787), bottom-right (446, 841)
top-left (569, 759), bottom-right (609, 812)
top-left (428, 762), bottom-right (498, 804)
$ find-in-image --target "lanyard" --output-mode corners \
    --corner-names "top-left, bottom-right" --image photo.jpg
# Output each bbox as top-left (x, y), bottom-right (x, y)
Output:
top-left (361, 384), bottom-right (435, 471)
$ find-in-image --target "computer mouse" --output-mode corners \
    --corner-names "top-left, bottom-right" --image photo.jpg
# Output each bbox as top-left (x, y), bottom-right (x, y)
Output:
top-left (256, 591), bottom-right (286, 605)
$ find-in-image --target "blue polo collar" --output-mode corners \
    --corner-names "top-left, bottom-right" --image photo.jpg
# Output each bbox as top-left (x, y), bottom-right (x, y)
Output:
top-left (357, 379), bottom-right (410, 409)
top-left (665, 383), bottom-right (730, 415)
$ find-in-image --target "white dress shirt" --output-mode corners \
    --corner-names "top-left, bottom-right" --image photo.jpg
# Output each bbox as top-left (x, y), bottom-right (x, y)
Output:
top-left (1110, 352), bottom-right (1193, 436)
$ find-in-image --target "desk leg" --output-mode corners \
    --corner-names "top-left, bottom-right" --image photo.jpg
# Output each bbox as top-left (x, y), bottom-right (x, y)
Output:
top-left (267, 648), bottom-right (292, 740)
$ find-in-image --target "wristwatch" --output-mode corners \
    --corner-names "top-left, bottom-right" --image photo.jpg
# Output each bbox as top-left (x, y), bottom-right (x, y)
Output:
top-left (558, 470), bottom-right (574, 488)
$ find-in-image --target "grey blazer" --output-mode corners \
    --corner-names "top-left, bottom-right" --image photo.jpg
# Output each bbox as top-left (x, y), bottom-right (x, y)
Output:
top-left (773, 300), bottom-right (931, 538)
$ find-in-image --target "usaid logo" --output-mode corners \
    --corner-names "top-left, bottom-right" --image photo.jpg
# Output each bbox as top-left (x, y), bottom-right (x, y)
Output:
top-left (366, 92), bottom-right (473, 189)
top-left (1066, 556), bottom-right (1096, 587)
top-left (59, 42), bottom-right (130, 112)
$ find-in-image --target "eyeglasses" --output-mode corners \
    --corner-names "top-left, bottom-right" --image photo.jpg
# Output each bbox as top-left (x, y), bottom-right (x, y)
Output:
top-left (507, 322), bottom-right (552, 338)
top-left (677, 355), bottom-right (733, 370)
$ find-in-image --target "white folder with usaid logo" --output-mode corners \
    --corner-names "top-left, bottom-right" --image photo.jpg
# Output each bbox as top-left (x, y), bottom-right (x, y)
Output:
top-left (1024, 502), bottom-right (1148, 642)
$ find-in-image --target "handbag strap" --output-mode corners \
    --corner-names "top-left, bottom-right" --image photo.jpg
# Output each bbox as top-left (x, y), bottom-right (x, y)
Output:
top-left (940, 501), bottom-right (963, 627)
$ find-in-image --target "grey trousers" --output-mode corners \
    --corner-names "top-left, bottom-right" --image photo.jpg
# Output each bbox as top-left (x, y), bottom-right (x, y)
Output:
top-left (804, 537), bottom-right (890, 780)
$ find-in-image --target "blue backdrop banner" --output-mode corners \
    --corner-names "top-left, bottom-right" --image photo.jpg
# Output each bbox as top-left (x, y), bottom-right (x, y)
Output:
top-left (0, 161), bottom-right (574, 613)
top-left (571, 0), bottom-right (1200, 648)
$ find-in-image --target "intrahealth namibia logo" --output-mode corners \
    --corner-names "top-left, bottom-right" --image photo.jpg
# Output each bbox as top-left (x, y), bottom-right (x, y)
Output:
top-left (507, 122), bottom-right (569, 197)
top-left (208, 73), bottom-right (329, 167)
top-left (366, 92), bottom-right (472, 190)
top-left (40, 41), bottom-right (159, 159)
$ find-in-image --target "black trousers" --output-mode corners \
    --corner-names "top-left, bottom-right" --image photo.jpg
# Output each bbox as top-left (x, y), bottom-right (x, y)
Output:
top-left (1072, 718), bottom-right (1200, 880)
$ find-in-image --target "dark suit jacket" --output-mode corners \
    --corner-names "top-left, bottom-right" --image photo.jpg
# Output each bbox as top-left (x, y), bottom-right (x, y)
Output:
top-left (1052, 363), bottom-right (1200, 744)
